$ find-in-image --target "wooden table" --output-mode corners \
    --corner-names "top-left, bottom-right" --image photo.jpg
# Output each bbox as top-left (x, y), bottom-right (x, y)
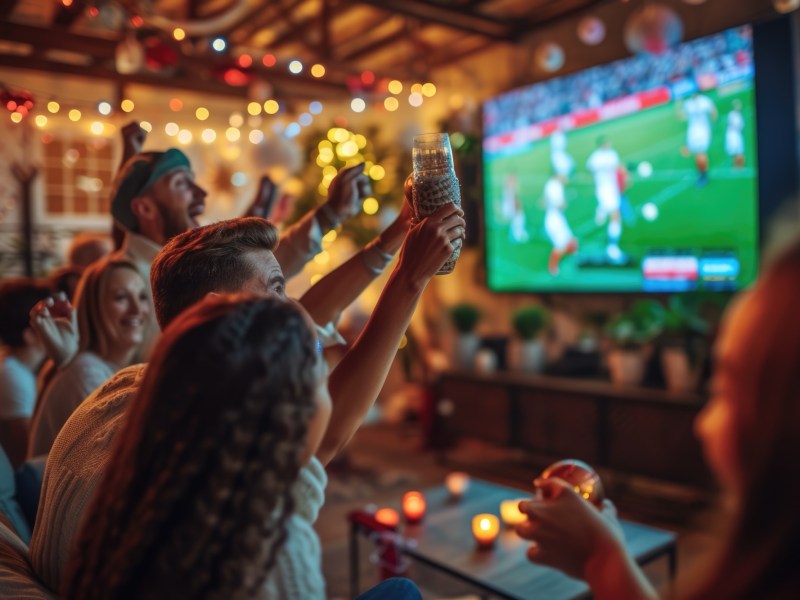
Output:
top-left (349, 479), bottom-right (676, 599)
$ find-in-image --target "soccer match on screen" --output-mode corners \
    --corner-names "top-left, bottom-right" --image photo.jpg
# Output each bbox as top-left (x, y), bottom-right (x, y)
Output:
top-left (483, 25), bottom-right (759, 293)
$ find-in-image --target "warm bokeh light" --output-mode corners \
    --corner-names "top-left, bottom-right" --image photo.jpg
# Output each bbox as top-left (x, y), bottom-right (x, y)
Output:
top-left (140, 121), bottom-right (152, 132)
top-left (362, 197), bottom-right (379, 215)
top-left (177, 129), bottom-right (192, 144)
top-left (500, 499), bottom-right (528, 526)
top-left (411, 83), bottom-right (423, 94)
top-left (212, 38), bottom-right (226, 52)
top-left (262, 53), bottom-right (276, 67)
top-left (402, 491), bottom-right (426, 523)
top-left (173, 27), bottom-right (186, 41)
top-left (169, 98), bottom-right (183, 112)
top-left (445, 472), bottom-right (470, 498)
top-left (350, 98), bottom-right (366, 113)
top-left (195, 107), bottom-right (209, 121)
top-left (120, 99), bottom-right (134, 112)
top-left (472, 514), bottom-right (500, 547)
top-left (97, 101), bottom-right (112, 115)
top-left (34, 115), bottom-right (47, 128)
top-left (47, 100), bottom-right (60, 113)
top-left (374, 508), bottom-right (400, 528)
top-left (314, 251), bottom-right (330, 265)
top-left (384, 97), bottom-right (399, 111)
top-left (229, 112), bottom-right (244, 127)
top-left (68, 109), bottom-right (81, 122)
top-left (90, 121), bottom-right (104, 135)
top-left (361, 70), bottom-right (375, 85)
top-left (369, 165), bottom-right (385, 180)
top-left (165, 122), bottom-right (179, 136)
top-left (354, 134), bottom-right (367, 149)
top-left (422, 82), bottom-right (437, 97)
top-left (388, 80), bottom-right (403, 95)
top-left (249, 129), bottom-right (264, 144)
top-left (408, 93), bottom-right (423, 107)
top-left (247, 101), bottom-right (262, 116)
top-left (337, 140), bottom-right (359, 159)
top-left (226, 127), bottom-right (241, 142)
top-left (10, 112), bottom-right (22, 123)
top-left (201, 128), bottom-right (216, 143)
top-left (130, 15), bottom-right (144, 28)
top-left (310, 273), bottom-right (323, 285)
top-left (238, 54), bottom-right (253, 68)
top-left (311, 64), bottom-right (326, 78)
top-left (263, 100), bottom-right (279, 114)
top-left (322, 229), bottom-right (337, 243)
top-left (288, 60), bottom-right (303, 74)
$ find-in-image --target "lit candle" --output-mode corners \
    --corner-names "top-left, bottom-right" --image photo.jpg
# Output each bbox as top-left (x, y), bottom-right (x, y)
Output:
top-left (472, 514), bottom-right (500, 548)
top-left (500, 499), bottom-right (528, 527)
top-left (374, 508), bottom-right (400, 528)
top-left (402, 491), bottom-right (426, 524)
top-left (445, 472), bottom-right (470, 499)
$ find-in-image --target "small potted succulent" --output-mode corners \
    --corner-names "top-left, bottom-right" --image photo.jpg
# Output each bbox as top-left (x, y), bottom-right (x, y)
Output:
top-left (448, 303), bottom-right (482, 370)
top-left (508, 305), bottom-right (549, 372)
top-left (605, 300), bottom-right (664, 385)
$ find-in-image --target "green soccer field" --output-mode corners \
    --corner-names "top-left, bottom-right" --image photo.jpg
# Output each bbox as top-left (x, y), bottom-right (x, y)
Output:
top-left (484, 84), bottom-right (759, 293)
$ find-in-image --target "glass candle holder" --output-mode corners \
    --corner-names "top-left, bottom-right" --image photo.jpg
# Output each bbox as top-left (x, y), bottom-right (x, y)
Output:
top-left (445, 472), bottom-right (470, 499)
top-left (411, 132), bottom-right (463, 275)
top-left (402, 491), bottom-right (426, 524)
top-left (472, 514), bottom-right (500, 549)
top-left (499, 499), bottom-right (528, 527)
top-left (374, 508), bottom-right (400, 528)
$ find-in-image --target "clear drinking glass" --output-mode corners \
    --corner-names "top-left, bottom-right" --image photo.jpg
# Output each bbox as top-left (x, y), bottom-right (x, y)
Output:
top-left (411, 132), bottom-right (463, 275)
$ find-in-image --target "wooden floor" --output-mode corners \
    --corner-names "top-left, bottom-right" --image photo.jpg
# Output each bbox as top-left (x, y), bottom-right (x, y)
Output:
top-left (319, 421), bottom-right (720, 599)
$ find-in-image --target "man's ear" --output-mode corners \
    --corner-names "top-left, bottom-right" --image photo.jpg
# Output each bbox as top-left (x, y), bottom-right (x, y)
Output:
top-left (130, 195), bottom-right (158, 225)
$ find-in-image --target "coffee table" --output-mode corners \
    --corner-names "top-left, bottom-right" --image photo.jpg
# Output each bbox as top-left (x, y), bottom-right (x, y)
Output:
top-left (349, 478), bottom-right (676, 599)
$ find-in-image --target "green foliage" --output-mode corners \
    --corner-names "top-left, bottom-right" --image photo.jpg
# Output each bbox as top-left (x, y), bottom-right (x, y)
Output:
top-left (606, 299), bottom-right (665, 349)
top-left (449, 303), bottom-right (482, 334)
top-left (662, 294), bottom-right (709, 338)
top-left (511, 305), bottom-right (549, 340)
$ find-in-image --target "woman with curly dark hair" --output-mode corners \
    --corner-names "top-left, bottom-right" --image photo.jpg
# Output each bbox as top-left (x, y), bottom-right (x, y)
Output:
top-left (61, 294), bottom-right (419, 599)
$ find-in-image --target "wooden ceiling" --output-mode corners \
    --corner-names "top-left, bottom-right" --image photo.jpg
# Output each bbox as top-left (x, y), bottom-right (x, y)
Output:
top-left (0, 0), bottom-right (605, 100)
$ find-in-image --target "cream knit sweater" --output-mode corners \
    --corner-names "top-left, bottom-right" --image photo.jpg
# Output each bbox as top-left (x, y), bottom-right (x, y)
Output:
top-left (30, 363), bottom-right (329, 598)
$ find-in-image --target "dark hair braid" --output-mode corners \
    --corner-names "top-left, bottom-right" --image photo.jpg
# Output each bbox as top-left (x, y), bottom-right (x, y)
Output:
top-left (62, 296), bottom-right (318, 599)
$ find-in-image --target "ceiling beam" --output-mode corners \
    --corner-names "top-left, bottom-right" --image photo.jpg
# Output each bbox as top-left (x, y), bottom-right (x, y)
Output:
top-left (347, 0), bottom-right (513, 40)
top-left (339, 25), bottom-right (407, 62)
top-left (234, 0), bottom-right (305, 45)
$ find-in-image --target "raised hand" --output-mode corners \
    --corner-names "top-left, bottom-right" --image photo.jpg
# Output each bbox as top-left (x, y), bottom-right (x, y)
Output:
top-left (396, 202), bottom-right (465, 289)
top-left (323, 163), bottom-right (372, 226)
top-left (29, 293), bottom-right (79, 368)
top-left (243, 175), bottom-right (277, 219)
top-left (121, 121), bottom-right (148, 163)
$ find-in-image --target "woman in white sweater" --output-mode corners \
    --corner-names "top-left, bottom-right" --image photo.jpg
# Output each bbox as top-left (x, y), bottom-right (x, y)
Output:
top-left (61, 295), bottom-right (420, 600)
top-left (28, 257), bottom-right (149, 457)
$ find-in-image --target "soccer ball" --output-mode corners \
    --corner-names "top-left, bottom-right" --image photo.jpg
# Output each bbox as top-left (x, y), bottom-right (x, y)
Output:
top-left (642, 202), bottom-right (659, 221)
top-left (637, 161), bottom-right (653, 177)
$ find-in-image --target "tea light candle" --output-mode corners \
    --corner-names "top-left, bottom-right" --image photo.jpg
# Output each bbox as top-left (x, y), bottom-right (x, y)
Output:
top-left (402, 491), bottom-right (426, 524)
top-left (445, 472), bottom-right (470, 499)
top-left (499, 499), bottom-right (528, 527)
top-left (374, 508), bottom-right (400, 528)
top-left (472, 514), bottom-right (500, 548)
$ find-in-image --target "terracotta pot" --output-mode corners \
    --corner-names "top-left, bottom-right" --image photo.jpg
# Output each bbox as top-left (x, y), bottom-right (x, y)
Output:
top-left (607, 349), bottom-right (645, 385)
top-left (661, 347), bottom-right (695, 393)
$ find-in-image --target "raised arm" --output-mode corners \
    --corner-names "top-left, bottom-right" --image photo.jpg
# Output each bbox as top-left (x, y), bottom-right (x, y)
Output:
top-left (299, 193), bottom-right (413, 327)
top-left (274, 164), bottom-right (371, 279)
top-left (29, 294), bottom-right (79, 369)
top-left (316, 201), bottom-right (465, 466)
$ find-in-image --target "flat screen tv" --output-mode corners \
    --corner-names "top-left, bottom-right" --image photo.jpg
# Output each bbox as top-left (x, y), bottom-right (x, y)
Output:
top-left (482, 25), bottom-right (760, 293)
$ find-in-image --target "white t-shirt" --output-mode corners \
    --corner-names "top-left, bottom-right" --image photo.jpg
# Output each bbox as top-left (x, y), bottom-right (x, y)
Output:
top-left (544, 178), bottom-right (565, 211)
top-left (727, 110), bottom-right (743, 134)
top-left (0, 354), bottom-right (36, 420)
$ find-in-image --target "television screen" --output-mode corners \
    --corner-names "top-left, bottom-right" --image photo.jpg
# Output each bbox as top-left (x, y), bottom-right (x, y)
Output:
top-left (482, 25), bottom-right (758, 293)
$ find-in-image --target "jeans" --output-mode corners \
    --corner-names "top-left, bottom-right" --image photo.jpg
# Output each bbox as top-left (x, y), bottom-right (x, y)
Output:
top-left (355, 577), bottom-right (422, 600)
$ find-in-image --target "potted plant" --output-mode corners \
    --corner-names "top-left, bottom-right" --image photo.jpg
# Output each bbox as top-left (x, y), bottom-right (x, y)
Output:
top-left (659, 294), bottom-right (709, 393)
top-left (605, 300), bottom-right (664, 385)
top-left (508, 305), bottom-right (549, 372)
top-left (448, 304), bottom-right (482, 370)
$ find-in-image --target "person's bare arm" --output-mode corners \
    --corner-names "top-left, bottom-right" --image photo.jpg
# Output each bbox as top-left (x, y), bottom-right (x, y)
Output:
top-left (316, 202), bottom-right (465, 466)
top-left (299, 195), bottom-right (413, 326)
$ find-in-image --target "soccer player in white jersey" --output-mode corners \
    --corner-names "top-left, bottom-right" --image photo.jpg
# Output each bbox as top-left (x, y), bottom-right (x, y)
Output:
top-left (725, 99), bottom-right (745, 168)
top-left (543, 173), bottom-right (577, 276)
top-left (680, 91), bottom-right (718, 186)
top-left (550, 130), bottom-right (574, 178)
top-left (503, 173), bottom-right (529, 243)
top-left (586, 137), bottom-right (624, 263)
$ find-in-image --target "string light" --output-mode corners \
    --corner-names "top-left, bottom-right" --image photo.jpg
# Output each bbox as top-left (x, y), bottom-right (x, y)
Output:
top-left (169, 98), bottom-right (183, 111)
top-left (90, 121), bottom-right (104, 135)
top-left (362, 197), bottom-right (379, 215)
top-left (10, 112), bottom-right (22, 123)
top-left (195, 107), bottom-right (209, 121)
top-left (140, 121), bottom-right (152, 132)
top-left (409, 93), bottom-right (423, 107)
top-left (285, 122), bottom-right (301, 138)
top-left (173, 28), bottom-right (186, 41)
top-left (298, 113), bottom-right (312, 126)
top-left (35, 115), bottom-right (47, 128)
top-left (165, 122), bottom-right (179, 136)
top-left (201, 128), bottom-right (216, 143)
top-left (384, 97), bottom-right (399, 111)
top-left (309, 101), bottom-right (323, 114)
top-left (388, 80), bottom-right (403, 94)
top-left (422, 83), bottom-right (437, 97)
top-left (411, 83), bottom-right (423, 94)
top-left (120, 99), bottom-right (134, 112)
top-left (262, 54), bottom-right (276, 67)
top-left (97, 101), bottom-right (112, 115)
top-left (68, 109), bottom-right (81, 121)
top-left (350, 98), bottom-right (366, 113)
top-left (361, 71), bottom-right (376, 85)
top-left (369, 165), bottom-right (386, 180)
top-left (212, 38), bottom-right (226, 52)
top-left (226, 127), bottom-right (241, 142)
top-left (288, 60), bottom-right (303, 74)
top-left (238, 54), bottom-right (253, 68)
top-left (263, 100), bottom-right (279, 114)
top-left (311, 64), bottom-right (325, 78)
top-left (249, 129), bottom-right (264, 144)
top-left (229, 112), bottom-right (244, 127)
top-left (247, 101), bottom-right (262, 116)
top-left (177, 129), bottom-right (192, 144)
